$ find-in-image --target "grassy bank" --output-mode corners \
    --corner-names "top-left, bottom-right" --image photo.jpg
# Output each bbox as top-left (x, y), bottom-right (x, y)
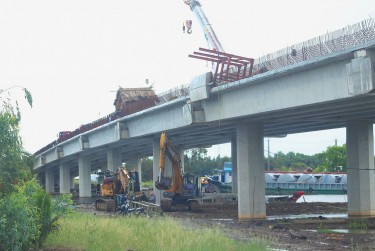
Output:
top-left (43, 213), bottom-right (269, 251)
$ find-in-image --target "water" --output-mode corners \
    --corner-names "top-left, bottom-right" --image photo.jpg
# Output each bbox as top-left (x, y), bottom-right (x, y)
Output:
top-left (306, 229), bottom-right (375, 234)
top-left (296, 194), bottom-right (347, 203)
top-left (268, 194), bottom-right (348, 220)
top-left (267, 213), bottom-right (347, 220)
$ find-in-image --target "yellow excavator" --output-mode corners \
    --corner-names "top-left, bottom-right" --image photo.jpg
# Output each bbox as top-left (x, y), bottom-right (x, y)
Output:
top-left (95, 168), bottom-right (140, 211)
top-left (155, 132), bottom-right (203, 211)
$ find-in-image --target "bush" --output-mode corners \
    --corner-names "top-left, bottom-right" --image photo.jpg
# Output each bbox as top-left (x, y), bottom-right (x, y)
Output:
top-left (0, 182), bottom-right (40, 251)
top-left (0, 179), bottom-right (73, 251)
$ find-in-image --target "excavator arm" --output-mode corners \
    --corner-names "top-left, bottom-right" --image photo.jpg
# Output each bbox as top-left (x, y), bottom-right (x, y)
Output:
top-left (155, 132), bottom-right (183, 194)
top-left (117, 168), bottom-right (130, 194)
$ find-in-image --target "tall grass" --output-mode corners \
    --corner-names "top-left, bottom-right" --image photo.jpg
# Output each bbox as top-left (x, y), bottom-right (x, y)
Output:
top-left (43, 213), bottom-right (269, 251)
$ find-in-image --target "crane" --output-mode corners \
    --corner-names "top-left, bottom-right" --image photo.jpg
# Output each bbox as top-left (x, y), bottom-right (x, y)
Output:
top-left (183, 0), bottom-right (255, 85)
top-left (183, 0), bottom-right (224, 52)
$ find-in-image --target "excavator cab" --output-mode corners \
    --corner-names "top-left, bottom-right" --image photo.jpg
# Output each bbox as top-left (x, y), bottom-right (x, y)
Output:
top-left (182, 175), bottom-right (200, 198)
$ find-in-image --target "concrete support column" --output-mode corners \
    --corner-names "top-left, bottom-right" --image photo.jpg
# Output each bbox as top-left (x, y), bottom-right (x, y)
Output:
top-left (71, 176), bottom-right (76, 190)
top-left (59, 163), bottom-right (71, 194)
top-left (153, 138), bottom-right (162, 205)
top-left (45, 169), bottom-right (55, 193)
top-left (347, 120), bottom-right (375, 217)
top-left (78, 155), bottom-right (91, 197)
top-left (231, 137), bottom-right (238, 193)
top-left (237, 122), bottom-right (266, 219)
top-left (129, 157), bottom-right (142, 185)
top-left (107, 148), bottom-right (122, 172)
top-left (180, 149), bottom-right (185, 174)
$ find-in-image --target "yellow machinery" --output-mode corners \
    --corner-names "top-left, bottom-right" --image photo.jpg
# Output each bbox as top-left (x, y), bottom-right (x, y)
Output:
top-left (95, 168), bottom-right (140, 211)
top-left (155, 132), bottom-right (202, 211)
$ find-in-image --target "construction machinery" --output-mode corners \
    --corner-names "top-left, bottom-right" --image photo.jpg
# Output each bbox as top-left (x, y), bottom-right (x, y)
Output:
top-left (95, 168), bottom-right (141, 211)
top-left (183, 0), bottom-right (224, 52)
top-left (183, 0), bottom-right (254, 84)
top-left (155, 132), bottom-right (203, 211)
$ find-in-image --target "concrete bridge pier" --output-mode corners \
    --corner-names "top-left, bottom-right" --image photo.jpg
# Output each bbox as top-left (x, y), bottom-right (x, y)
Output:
top-left (180, 149), bottom-right (185, 175)
top-left (107, 148), bottom-right (122, 172)
top-left (231, 137), bottom-right (238, 193)
top-left (128, 157), bottom-right (142, 186)
top-left (59, 162), bottom-right (71, 194)
top-left (153, 138), bottom-right (161, 205)
top-left (237, 122), bottom-right (266, 219)
top-left (45, 169), bottom-right (55, 193)
top-left (78, 155), bottom-right (91, 197)
top-left (347, 120), bottom-right (375, 217)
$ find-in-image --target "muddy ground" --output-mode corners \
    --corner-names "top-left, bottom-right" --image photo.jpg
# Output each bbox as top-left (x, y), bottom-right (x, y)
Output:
top-left (75, 200), bottom-right (375, 251)
top-left (164, 202), bottom-right (375, 251)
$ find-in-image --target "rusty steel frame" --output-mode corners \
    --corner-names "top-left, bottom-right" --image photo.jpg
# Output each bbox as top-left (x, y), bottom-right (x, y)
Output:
top-left (189, 48), bottom-right (254, 85)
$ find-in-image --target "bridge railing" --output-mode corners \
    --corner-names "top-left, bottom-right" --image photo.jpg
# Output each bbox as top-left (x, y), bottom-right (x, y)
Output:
top-left (252, 18), bottom-right (375, 75)
top-left (156, 85), bottom-right (190, 105)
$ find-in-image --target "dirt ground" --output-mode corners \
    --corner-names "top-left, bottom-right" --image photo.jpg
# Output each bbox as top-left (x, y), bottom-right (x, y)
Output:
top-left (163, 202), bottom-right (375, 251)
top-left (73, 200), bottom-right (375, 251)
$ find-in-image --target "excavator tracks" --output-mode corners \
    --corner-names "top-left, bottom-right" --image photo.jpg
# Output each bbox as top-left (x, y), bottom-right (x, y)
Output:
top-left (95, 198), bottom-right (116, 212)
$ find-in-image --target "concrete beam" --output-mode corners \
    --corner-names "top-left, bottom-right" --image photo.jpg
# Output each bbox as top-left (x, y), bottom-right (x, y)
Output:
top-left (237, 122), bottom-right (266, 219)
top-left (347, 120), bottom-right (375, 216)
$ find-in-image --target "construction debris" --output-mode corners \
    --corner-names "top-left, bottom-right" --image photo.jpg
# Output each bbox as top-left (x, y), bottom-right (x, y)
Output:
top-left (113, 87), bottom-right (160, 115)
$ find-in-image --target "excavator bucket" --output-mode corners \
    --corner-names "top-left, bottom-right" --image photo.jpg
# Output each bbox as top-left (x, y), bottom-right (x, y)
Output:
top-left (155, 179), bottom-right (171, 190)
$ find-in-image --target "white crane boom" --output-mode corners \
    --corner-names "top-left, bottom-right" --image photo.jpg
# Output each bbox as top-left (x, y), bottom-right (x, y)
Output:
top-left (184, 0), bottom-right (224, 52)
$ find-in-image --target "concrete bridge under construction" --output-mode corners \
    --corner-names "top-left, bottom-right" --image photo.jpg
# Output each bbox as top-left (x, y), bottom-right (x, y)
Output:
top-left (34, 19), bottom-right (375, 219)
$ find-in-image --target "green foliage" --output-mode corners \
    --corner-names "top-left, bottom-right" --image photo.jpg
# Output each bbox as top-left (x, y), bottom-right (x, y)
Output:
top-left (23, 88), bottom-right (33, 108)
top-left (321, 145), bottom-right (347, 172)
top-left (141, 180), bottom-right (154, 188)
top-left (267, 144), bottom-right (348, 172)
top-left (0, 183), bottom-right (40, 251)
top-left (0, 180), bottom-right (73, 250)
top-left (348, 220), bottom-right (368, 230)
top-left (314, 165), bottom-right (328, 173)
top-left (43, 213), bottom-right (269, 251)
top-left (317, 223), bottom-right (335, 234)
top-left (0, 111), bottom-right (32, 195)
top-left (184, 148), bottom-right (231, 176)
top-left (0, 86), bottom-right (33, 195)
top-left (141, 157), bottom-right (153, 181)
top-left (280, 166), bottom-right (292, 172)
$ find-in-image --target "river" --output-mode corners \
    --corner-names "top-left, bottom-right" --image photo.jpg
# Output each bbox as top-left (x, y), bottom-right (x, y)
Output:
top-left (296, 194), bottom-right (347, 203)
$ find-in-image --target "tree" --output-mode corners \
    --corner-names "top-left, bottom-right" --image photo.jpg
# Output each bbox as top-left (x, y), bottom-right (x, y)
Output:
top-left (321, 144), bottom-right (347, 172)
top-left (0, 86), bottom-right (33, 195)
top-left (141, 157), bottom-right (153, 181)
top-left (0, 86), bottom-right (73, 250)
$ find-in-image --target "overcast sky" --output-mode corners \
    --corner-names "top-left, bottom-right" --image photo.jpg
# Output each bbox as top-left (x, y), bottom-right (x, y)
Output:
top-left (1, 0), bottom-right (374, 157)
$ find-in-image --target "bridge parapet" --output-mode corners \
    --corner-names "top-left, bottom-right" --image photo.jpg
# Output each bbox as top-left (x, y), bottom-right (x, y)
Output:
top-left (253, 18), bottom-right (375, 75)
